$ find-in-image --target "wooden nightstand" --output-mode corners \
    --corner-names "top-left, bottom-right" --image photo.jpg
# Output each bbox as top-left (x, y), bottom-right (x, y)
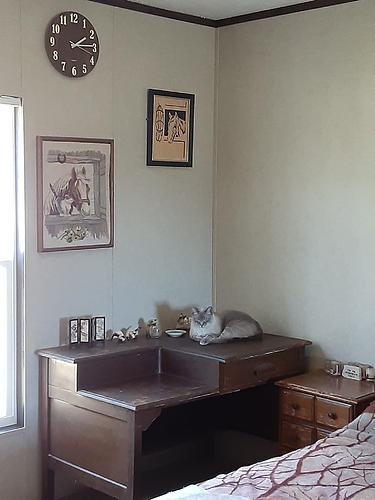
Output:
top-left (275, 370), bottom-right (375, 452)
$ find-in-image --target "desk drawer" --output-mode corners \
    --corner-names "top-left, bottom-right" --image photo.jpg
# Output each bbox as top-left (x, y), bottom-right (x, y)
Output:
top-left (220, 349), bottom-right (300, 393)
top-left (315, 397), bottom-right (352, 429)
top-left (281, 421), bottom-right (314, 449)
top-left (281, 389), bottom-right (314, 422)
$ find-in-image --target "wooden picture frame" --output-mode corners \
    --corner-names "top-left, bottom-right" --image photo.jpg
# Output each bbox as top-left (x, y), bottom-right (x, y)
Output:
top-left (36, 136), bottom-right (114, 252)
top-left (69, 318), bottom-right (79, 346)
top-left (147, 89), bottom-right (195, 167)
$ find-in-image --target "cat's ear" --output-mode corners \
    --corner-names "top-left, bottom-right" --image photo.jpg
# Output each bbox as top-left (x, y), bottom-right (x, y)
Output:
top-left (205, 306), bottom-right (213, 315)
top-left (191, 307), bottom-right (199, 315)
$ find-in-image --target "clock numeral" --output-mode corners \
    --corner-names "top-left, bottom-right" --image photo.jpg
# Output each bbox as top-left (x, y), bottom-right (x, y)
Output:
top-left (83, 19), bottom-right (87, 29)
top-left (70, 13), bottom-right (79, 23)
top-left (71, 66), bottom-right (77, 76)
top-left (60, 14), bottom-right (67, 25)
top-left (90, 30), bottom-right (95, 40)
top-left (53, 50), bottom-right (59, 61)
top-left (51, 24), bottom-right (60, 34)
top-left (49, 36), bottom-right (55, 47)
top-left (92, 43), bottom-right (97, 53)
top-left (90, 56), bottom-right (95, 66)
top-left (82, 64), bottom-right (87, 74)
top-left (61, 61), bottom-right (66, 72)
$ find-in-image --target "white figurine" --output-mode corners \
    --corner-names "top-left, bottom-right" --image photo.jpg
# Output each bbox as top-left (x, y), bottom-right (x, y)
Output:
top-left (146, 318), bottom-right (161, 338)
top-left (111, 327), bottom-right (139, 342)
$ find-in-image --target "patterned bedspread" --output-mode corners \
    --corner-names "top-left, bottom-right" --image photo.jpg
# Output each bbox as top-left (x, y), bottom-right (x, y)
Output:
top-left (155, 401), bottom-right (375, 500)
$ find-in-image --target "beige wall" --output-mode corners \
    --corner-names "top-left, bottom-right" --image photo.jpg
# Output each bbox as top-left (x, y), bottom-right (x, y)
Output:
top-left (215, 0), bottom-right (375, 365)
top-left (1, 0), bottom-right (215, 497)
top-left (2, 0), bottom-right (375, 497)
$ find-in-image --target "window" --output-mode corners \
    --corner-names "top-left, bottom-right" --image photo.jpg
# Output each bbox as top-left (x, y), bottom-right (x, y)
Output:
top-left (0, 96), bottom-right (24, 429)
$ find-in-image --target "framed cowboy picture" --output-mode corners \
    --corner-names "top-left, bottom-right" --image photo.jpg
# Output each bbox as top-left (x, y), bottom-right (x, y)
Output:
top-left (147, 89), bottom-right (195, 167)
top-left (36, 136), bottom-right (114, 252)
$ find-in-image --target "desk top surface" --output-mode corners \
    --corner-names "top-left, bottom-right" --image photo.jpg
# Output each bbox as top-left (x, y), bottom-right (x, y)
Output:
top-left (37, 332), bottom-right (311, 364)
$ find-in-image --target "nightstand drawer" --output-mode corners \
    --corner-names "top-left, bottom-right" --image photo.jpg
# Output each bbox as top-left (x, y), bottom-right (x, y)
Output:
top-left (281, 389), bottom-right (314, 422)
top-left (281, 421), bottom-right (314, 449)
top-left (316, 428), bottom-right (331, 441)
top-left (315, 397), bottom-right (352, 429)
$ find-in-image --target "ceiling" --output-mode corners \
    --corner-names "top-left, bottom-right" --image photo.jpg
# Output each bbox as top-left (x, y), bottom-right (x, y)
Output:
top-left (92, 0), bottom-right (360, 26)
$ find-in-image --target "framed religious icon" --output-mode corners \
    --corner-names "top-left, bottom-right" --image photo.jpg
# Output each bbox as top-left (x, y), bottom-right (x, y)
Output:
top-left (36, 136), bottom-right (114, 252)
top-left (147, 89), bottom-right (195, 167)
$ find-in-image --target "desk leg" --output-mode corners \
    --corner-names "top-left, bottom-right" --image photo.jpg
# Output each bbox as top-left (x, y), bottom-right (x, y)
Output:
top-left (45, 469), bottom-right (55, 500)
top-left (40, 357), bottom-right (54, 500)
top-left (133, 408), bottom-right (161, 500)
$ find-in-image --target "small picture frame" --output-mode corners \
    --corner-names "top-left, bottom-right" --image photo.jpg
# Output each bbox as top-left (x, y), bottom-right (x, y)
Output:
top-left (147, 89), bottom-right (195, 167)
top-left (69, 318), bottom-right (79, 346)
top-left (79, 318), bottom-right (91, 344)
top-left (93, 316), bottom-right (106, 343)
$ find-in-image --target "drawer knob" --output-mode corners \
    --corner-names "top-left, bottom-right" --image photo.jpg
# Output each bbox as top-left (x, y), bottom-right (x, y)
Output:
top-left (327, 412), bottom-right (336, 420)
top-left (291, 403), bottom-right (299, 411)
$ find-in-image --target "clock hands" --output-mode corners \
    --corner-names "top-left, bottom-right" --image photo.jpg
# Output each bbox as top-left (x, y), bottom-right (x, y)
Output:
top-left (70, 37), bottom-right (86, 49)
top-left (75, 45), bottom-right (92, 55)
top-left (70, 37), bottom-right (96, 50)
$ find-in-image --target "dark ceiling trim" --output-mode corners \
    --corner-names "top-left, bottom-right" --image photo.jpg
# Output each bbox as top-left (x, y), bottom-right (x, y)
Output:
top-left (88, 0), bottom-right (216, 26)
top-left (88, 0), bottom-right (362, 27)
top-left (216, 0), bottom-right (362, 27)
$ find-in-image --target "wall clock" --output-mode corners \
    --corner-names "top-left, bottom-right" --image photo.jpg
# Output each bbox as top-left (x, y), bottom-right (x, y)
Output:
top-left (45, 11), bottom-right (100, 78)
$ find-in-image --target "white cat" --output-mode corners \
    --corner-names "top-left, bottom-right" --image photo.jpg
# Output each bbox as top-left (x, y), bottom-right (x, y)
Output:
top-left (190, 306), bottom-right (263, 346)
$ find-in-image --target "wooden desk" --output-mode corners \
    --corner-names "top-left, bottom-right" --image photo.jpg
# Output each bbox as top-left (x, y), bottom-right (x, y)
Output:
top-left (37, 333), bottom-right (311, 500)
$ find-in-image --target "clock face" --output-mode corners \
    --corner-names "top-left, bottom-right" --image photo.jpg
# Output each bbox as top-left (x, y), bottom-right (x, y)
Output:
top-left (45, 11), bottom-right (100, 78)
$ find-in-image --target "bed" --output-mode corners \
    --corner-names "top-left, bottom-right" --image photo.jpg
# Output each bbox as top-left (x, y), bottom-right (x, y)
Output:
top-left (154, 400), bottom-right (375, 500)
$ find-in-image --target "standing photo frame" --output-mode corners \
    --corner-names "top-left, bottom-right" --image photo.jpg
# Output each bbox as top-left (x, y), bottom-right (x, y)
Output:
top-left (92, 316), bottom-right (106, 343)
top-left (69, 318), bottom-right (79, 346)
top-left (36, 136), bottom-right (114, 252)
top-left (79, 318), bottom-right (91, 344)
top-left (147, 89), bottom-right (195, 167)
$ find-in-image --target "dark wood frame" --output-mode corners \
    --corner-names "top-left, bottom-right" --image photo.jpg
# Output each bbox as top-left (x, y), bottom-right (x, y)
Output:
top-left (147, 89), bottom-right (195, 168)
top-left (36, 136), bottom-right (114, 252)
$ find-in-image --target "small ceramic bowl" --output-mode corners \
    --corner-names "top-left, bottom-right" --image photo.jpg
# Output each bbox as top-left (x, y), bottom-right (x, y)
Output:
top-left (165, 329), bottom-right (186, 338)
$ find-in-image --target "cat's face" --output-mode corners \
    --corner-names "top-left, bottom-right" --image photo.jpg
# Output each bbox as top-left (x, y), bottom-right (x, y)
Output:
top-left (191, 306), bottom-right (213, 328)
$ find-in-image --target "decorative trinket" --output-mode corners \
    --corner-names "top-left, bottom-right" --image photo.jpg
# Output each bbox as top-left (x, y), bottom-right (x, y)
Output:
top-left (146, 319), bottom-right (162, 338)
top-left (176, 313), bottom-right (191, 331)
top-left (111, 327), bottom-right (139, 342)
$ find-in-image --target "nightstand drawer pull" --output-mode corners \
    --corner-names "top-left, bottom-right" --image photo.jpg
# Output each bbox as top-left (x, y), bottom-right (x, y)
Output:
top-left (316, 397), bottom-right (351, 429)
top-left (291, 403), bottom-right (299, 411)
